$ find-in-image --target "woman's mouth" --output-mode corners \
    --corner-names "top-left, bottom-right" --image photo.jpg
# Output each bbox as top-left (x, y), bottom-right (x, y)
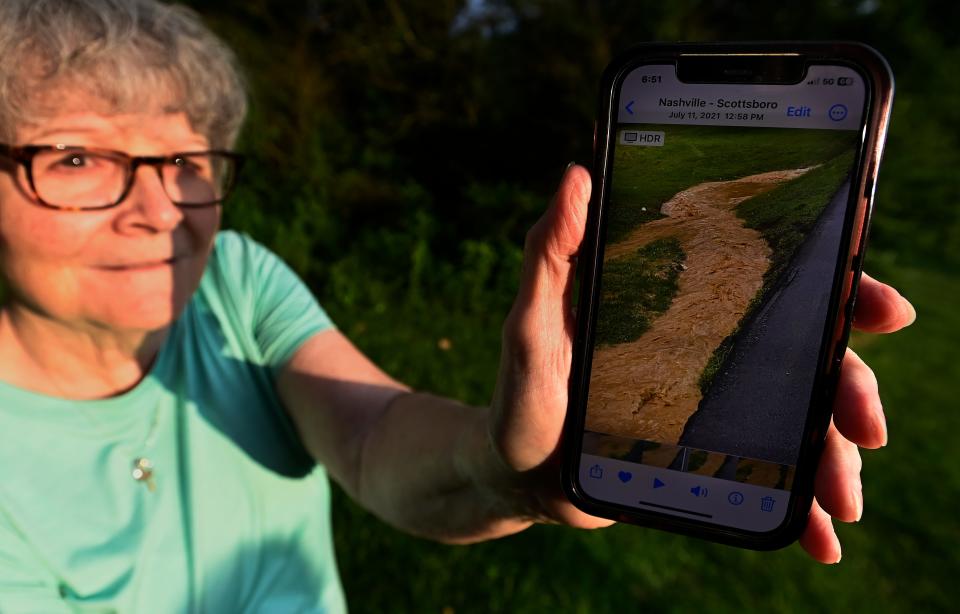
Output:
top-left (97, 257), bottom-right (180, 271)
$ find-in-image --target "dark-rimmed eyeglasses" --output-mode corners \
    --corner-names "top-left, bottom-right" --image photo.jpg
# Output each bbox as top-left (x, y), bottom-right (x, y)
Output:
top-left (0, 143), bottom-right (244, 211)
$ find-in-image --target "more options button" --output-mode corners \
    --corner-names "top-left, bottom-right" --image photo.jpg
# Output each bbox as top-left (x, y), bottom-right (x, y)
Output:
top-left (828, 104), bottom-right (848, 122)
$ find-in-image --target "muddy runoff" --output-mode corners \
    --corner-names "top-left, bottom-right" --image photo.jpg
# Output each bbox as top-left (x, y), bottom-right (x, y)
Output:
top-left (586, 168), bottom-right (814, 444)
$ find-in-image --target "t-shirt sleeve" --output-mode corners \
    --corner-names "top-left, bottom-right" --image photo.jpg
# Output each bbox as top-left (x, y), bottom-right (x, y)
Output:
top-left (210, 231), bottom-right (335, 374)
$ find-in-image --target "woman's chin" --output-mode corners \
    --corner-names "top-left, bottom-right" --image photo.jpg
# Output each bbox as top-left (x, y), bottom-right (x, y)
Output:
top-left (81, 262), bottom-right (202, 328)
top-left (91, 282), bottom-right (196, 331)
top-left (100, 301), bottom-right (185, 332)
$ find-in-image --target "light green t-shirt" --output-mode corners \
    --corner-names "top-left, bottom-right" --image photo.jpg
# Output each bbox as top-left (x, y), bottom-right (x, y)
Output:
top-left (0, 230), bottom-right (346, 613)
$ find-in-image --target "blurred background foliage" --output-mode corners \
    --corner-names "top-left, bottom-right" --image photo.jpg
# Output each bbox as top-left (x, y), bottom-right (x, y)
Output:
top-left (184, 0), bottom-right (957, 611)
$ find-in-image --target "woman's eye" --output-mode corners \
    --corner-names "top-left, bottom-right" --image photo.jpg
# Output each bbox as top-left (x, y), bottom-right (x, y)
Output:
top-left (58, 155), bottom-right (88, 168)
top-left (173, 157), bottom-right (210, 176)
top-left (47, 153), bottom-right (101, 172)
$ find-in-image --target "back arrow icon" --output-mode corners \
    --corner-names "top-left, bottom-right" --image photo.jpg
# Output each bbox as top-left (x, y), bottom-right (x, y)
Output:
top-left (625, 100), bottom-right (635, 115)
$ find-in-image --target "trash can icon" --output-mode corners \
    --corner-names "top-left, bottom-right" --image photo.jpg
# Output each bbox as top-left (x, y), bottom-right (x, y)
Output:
top-left (760, 496), bottom-right (775, 512)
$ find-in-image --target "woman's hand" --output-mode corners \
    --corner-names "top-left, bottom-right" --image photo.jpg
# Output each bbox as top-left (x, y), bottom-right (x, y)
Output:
top-left (488, 163), bottom-right (916, 562)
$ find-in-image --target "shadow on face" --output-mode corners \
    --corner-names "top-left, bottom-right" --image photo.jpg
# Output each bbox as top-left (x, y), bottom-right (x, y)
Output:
top-left (0, 110), bottom-right (223, 335)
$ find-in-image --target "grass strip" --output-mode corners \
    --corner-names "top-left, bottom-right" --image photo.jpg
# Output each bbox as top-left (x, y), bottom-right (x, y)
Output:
top-left (594, 237), bottom-right (685, 346)
top-left (737, 149), bottom-right (856, 286)
top-left (698, 149), bottom-right (856, 393)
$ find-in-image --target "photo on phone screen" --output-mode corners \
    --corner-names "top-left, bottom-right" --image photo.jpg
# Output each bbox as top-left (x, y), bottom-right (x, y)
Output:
top-left (576, 62), bottom-right (867, 533)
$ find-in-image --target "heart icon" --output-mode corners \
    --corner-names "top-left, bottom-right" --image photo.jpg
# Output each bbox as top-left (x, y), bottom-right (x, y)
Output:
top-left (617, 471), bottom-right (633, 483)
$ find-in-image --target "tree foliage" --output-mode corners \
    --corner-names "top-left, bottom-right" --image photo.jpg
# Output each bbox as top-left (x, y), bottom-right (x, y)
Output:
top-left (174, 3), bottom-right (957, 611)
top-left (186, 0), bottom-right (957, 291)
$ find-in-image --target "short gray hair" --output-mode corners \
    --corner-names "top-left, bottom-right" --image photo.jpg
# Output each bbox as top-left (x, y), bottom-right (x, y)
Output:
top-left (0, 0), bottom-right (248, 149)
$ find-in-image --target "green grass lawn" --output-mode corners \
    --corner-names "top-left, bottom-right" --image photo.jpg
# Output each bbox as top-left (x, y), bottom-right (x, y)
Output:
top-left (329, 249), bottom-right (958, 612)
top-left (607, 125), bottom-right (858, 243)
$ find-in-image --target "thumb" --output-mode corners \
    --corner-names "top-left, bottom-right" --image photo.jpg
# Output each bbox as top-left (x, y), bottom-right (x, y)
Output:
top-left (493, 162), bottom-right (592, 471)
top-left (486, 165), bottom-right (617, 527)
top-left (515, 163), bottom-right (591, 316)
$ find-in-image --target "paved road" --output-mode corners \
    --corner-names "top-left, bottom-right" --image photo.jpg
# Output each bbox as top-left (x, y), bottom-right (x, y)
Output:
top-left (678, 180), bottom-right (851, 465)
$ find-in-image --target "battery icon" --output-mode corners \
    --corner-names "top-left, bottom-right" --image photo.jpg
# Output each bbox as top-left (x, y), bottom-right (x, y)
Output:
top-left (837, 76), bottom-right (854, 86)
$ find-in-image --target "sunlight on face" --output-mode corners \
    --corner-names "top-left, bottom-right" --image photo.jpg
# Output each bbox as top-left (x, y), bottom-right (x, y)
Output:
top-left (0, 111), bottom-right (221, 332)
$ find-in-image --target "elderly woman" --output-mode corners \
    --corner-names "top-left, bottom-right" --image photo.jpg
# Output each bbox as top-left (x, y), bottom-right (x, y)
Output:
top-left (0, 0), bottom-right (915, 612)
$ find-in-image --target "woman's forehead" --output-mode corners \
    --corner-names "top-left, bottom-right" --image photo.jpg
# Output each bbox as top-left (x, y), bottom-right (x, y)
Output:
top-left (18, 109), bottom-right (209, 151)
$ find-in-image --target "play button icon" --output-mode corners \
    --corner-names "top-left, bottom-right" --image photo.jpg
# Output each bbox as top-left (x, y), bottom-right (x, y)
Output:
top-left (653, 478), bottom-right (665, 489)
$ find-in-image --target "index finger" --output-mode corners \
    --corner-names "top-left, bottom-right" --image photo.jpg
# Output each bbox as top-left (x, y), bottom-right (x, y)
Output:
top-left (852, 272), bottom-right (916, 333)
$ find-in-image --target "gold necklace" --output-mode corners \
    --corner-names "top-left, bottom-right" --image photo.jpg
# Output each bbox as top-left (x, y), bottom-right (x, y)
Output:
top-left (76, 352), bottom-right (168, 492)
top-left (9, 311), bottom-right (166, 492)
top-left (66, 375), bottom-right (164, 494)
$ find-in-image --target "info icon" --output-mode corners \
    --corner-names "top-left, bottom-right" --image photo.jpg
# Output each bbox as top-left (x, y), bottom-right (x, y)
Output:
top-left (727, 492), bottom-right (745, 506)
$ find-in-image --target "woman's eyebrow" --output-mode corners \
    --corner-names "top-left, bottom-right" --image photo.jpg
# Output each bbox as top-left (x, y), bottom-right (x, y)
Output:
top-left (22, 128), bottom-right (209, 152)
top-left (22, 126), bottom-right (108, 143)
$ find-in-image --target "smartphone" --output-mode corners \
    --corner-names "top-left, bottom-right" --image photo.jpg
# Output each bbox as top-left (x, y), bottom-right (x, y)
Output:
top-left (561, 42), bottom-right (893, 549)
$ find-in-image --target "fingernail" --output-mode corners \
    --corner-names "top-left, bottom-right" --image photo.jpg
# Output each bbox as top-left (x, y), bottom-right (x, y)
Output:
top-left (564, 161), bottom-right (576, 175)
top-left (878, 403), bottom-right (888, 447)
top-left (835, 547), bottom-right (843, 564)
top-left (903, 300), bottom-right (917, 326)
top-left (853, 480), bottom-right (863, 522)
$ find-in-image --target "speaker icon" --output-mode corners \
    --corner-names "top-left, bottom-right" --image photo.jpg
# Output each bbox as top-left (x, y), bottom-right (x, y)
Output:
top-left (690, 485), bottom-right (708, 497)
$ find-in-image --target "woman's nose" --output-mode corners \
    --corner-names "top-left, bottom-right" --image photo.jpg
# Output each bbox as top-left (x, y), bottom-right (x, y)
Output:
top-left (118, 164), bottom-right (184, 231)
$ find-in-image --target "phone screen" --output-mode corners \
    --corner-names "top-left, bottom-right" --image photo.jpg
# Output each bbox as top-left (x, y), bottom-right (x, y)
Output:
top-left (577, 62), bottom-right (867, 532)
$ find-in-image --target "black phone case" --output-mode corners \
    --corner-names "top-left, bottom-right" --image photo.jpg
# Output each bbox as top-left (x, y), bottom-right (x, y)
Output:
top-left (561, 41), bottom-right (894, 550)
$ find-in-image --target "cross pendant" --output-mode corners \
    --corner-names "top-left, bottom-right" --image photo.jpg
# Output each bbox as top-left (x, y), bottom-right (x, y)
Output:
top-left (132, 457), bottom-right (157, 493)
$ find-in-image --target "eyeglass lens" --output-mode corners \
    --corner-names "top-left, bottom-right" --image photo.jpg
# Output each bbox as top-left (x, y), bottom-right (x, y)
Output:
top-left (31, 149), bottom-right (233, 208)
